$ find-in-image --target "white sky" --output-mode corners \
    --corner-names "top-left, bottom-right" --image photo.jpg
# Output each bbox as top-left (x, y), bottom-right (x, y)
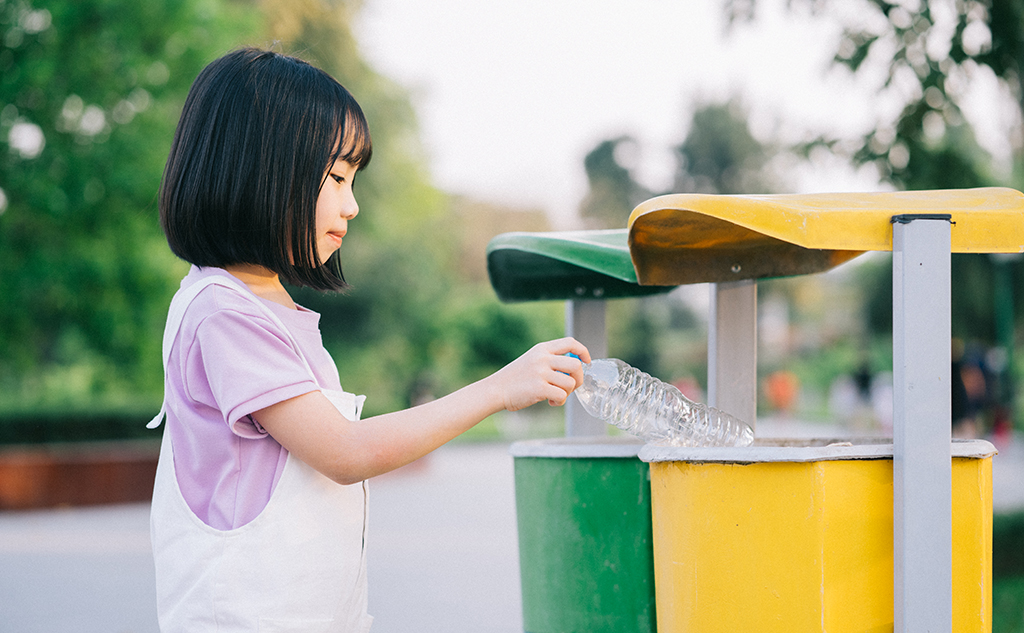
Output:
top-left (355, 0), bottom-right (1013, 228)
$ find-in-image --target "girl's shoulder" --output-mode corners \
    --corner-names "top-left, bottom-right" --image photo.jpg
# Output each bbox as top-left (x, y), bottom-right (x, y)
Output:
top-left (178, 267), bottom-right (282, 331)
top-left (176, 266), bottom-right (321, 344)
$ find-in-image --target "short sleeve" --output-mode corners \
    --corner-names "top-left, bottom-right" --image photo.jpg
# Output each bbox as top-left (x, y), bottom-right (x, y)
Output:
top-left (183, 304), bottom-right (320, 438)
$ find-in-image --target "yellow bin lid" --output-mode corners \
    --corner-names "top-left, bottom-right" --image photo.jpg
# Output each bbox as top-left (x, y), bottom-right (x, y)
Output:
top-left (627, 187), bottom-right (1024, 286)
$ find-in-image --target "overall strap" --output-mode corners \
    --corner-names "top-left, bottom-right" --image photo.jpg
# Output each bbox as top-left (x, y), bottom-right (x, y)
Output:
top-left (147, 275), bottom-right (316, 428)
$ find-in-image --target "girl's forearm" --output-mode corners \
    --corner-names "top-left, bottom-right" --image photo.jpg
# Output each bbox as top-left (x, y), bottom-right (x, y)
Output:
top-left (257, 375), bottom-right (508, 485)
top-left (355, 375), bottom-right (508, 474)
top-left (254, 338), bottom-right (589, 485)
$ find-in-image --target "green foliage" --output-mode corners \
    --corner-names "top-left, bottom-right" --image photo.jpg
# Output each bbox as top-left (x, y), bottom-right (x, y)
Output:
top-left (454, 298), bottom-right (544, 375)
top-left (820, 0), bottom-right (1024, 347)
top-left (994, 511), bottom-right (1024, 632)
top-left (673, 101), bottom-right (772, 195)
top-left (578, 99), bottom-right (779, 381)
top-left (855, 240), bottom-right (1024, 346)
top-left (579, 100), bottom-right (772, 232)
top-left (0, 0), bottom-right (260, 407)
top-left (855, 102), bottom-right (995, 190)
top-left (995, 511), bottom-right (1024, 578)
top-left (606, 296), bottom-right (671, 379)
top-left (579, 136), bottom-right (651, 229)
top-left (995, 575), bottom-right (1024, 633)
top-left (732, 0), bottom-right (1024, 396)
top-left (0, 404), bottom-right (156, 443)
top-left (262, 4), bottom-right (573, 419)
top-left (293, 280), bottom-right (564, 417)
top-left (601, 292), bottom-right (707, 392)
top-left (254, 1), bottom-right (560, 417)
top-left (0, 0), bottom-right (564, 430)
top-left (735, 0), bottom-right (1012, 191)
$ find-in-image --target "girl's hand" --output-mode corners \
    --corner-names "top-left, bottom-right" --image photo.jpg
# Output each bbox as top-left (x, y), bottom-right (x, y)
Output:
top-left (489, 338), bottom-right (591, 412)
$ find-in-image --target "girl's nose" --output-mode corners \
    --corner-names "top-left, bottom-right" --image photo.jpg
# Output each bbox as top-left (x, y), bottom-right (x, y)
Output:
top-left (341, 197), bottom-right (359, 220)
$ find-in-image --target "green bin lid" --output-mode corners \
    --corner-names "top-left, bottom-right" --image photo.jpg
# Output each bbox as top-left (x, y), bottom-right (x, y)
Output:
top-left (487, 229), bottom-right (675, 302)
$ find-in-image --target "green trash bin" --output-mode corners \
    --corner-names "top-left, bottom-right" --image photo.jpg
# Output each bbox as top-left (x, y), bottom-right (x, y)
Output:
top-left (510, 436), bottom-right (656, 633)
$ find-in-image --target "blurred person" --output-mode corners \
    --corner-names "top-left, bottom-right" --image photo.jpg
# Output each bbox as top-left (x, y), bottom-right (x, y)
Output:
top-left (952, 339), bottom-right (986, 438)
top-left (951, 338), bottom-right (970, 436)
top-left (764, 370), bottom-right (799, 417)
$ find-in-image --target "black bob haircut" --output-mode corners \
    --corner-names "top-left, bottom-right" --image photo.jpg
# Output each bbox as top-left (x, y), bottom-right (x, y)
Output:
top-left (160, 47), bottom-right (372, 291)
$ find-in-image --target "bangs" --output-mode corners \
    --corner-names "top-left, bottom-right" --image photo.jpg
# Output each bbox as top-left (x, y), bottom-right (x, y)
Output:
top-left (335, 99), bottom-right (372, 170)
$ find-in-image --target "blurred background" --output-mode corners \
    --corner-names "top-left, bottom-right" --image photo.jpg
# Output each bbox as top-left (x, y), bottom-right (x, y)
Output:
top-left (3, 0), bottom-right (1024, 630)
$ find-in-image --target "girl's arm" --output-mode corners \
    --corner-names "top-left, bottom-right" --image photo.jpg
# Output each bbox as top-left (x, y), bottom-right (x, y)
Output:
top-left (252, 338), bottom-right (591, 485)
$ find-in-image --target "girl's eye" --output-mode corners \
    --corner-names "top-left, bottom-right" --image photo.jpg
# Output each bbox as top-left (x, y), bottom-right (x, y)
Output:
top-left (331, 174), bottom-right (345, 184)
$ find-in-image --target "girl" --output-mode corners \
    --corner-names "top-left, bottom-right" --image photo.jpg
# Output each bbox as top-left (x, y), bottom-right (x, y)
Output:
top-left (148, 48), bottom-right (590, 632)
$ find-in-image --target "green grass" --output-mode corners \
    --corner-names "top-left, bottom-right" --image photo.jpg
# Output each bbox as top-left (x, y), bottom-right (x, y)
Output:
top-left (995, 576), bottom-right (1024, 632)
top-left (994, 512), bottom-right (1024, 632)
top-left (455, 403), bottom-right (566, 443)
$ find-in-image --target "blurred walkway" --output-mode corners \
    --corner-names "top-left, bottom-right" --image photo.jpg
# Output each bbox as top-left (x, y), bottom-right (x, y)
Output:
top-left (1, 431), bottom-right (1023, 632)
top-left (0, 442), bottom-right (522, 633)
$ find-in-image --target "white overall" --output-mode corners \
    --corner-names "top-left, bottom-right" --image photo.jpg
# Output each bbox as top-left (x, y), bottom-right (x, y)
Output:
top-left (148, 276), bottom-right (372, 632)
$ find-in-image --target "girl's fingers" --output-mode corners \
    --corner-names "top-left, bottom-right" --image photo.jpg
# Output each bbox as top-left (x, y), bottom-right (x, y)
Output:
top-left (551, 354), bottom-right (583, 378)
top-left (549, 367), bottom-right (577, 393)
top-left (499, 338), bottom-right (591, 411)
top-left (542, 337), bottom-right (592, 364)
top-left (546, 382), bottom-right (572, 407)
top-left (543, 365), bottom-right (579, 407)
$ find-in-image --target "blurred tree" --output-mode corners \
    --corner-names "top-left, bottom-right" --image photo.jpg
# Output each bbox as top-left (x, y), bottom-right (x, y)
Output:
top-left (728, 0), bottom-right (1011, 189)
top-left (0, 0), bottom-right (260, 406)
top-left (255, 0), bottom-right (538, 414)
top-left (729, 0), bottom-right (1024, 345)
top-left (579, 100), bottom-right (779, 379)
top-left (732, 0), bottom-right (1024, 429)
top-left (256, 0), bottom-right (444, 413)
top-left (673, 101), bottom-right (773, 194)
top-left (578, 136), bottom-right (652, 229)
top-left (580, 100), bottom-right (775, 232)
top-left (0, 0), bottom-right (565, 422)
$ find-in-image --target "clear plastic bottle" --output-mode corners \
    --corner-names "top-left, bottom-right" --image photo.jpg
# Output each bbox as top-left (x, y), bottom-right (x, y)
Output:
top-left (573, 358), bottom-right (754, 447)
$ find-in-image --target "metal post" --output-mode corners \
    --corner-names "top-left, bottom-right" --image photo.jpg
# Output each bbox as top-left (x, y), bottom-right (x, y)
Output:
top-left (891, 214), bottom-right (952, 632)
top-left (565, 299), bottom-right (608, 436)
top-left (708, 280), bottom-right (758, 430)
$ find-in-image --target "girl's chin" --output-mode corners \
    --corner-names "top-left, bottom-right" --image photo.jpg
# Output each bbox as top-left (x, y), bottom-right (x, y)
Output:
top-left (316, 251), bottom-right (339, 267)
top-left (318, 243), bottom-right (341, 262)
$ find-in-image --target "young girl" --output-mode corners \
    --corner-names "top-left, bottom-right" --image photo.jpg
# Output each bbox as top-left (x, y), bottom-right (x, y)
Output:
top-left (147, 48), bottom-right (590, 632)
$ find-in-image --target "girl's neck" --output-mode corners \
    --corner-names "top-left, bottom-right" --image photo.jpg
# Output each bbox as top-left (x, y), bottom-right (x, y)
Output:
top-left (224, 264), bottom-right (297, 310)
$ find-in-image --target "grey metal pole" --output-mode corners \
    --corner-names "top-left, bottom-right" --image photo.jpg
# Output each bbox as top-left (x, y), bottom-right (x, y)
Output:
top-left (565, 299), bottom-right (608, 436)
top-left (891, 214), bottom-right (952, 632)
top-left (708, 280), bottom-right (758, 431)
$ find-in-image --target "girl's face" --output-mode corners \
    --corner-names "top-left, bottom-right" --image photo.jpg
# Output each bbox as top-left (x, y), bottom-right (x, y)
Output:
top-left (315, 155), bottom-right (360, 265)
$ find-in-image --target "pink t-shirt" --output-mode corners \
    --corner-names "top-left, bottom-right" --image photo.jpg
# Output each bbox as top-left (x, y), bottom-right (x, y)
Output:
top-left (163, 266), bottom-right (345, 530)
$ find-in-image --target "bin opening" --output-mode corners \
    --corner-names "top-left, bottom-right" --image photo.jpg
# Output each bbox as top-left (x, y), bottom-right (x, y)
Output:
top-left (640, 437), bottom-right (996, 465)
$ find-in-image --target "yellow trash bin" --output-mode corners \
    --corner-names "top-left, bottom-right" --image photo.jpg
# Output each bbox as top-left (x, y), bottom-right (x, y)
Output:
top-left (639, 438), bottom-right (996, 632)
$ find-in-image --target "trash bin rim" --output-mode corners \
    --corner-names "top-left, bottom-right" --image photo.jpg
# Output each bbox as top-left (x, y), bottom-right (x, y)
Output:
top-left (638, 437), bottom-right (996, 464)
top-left (510, 436), bottom-right (645, 459)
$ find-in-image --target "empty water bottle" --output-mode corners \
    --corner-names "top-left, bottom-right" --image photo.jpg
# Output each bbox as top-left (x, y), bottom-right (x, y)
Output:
top-left (573, 358), bottom-right (754, 447)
